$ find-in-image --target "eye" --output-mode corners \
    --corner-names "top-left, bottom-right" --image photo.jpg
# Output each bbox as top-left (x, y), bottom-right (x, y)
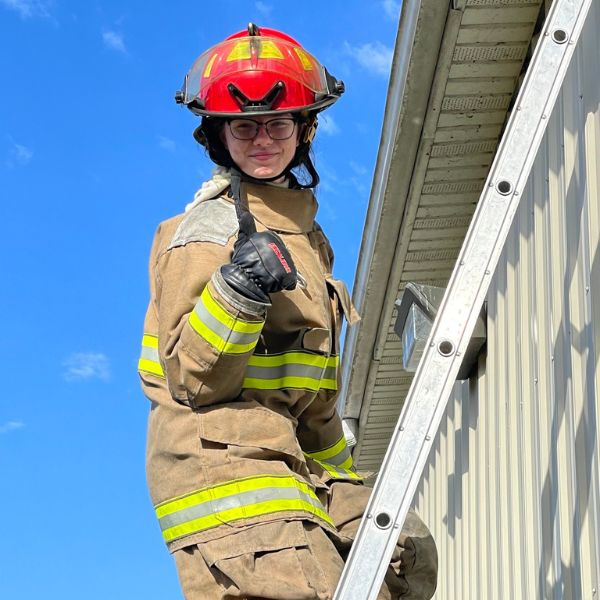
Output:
top-left (229, 119), bottom-right (256, 139)
top-left (269, 120), bottom-right (290, 131)
top-left (232, 122), bottom-right (255, 134)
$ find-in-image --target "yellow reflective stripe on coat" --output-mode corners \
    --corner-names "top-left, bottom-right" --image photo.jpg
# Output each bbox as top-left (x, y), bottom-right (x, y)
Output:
top-left (189, 286), bottom-right (263, 354)
top-left (304, 435), bottom-right (353, 469)
top-left (243, 352), bottom-right (338, 391)
top-left (155, 474), bottom-right (334, 543)
top-left (138, 334), bottom-right (165, 378)
top-left (311, 458), bottom-right (363, 482)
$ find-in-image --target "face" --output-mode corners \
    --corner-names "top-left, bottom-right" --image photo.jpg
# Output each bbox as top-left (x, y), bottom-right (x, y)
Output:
top-left (221, 113), bottom-right (300, 180)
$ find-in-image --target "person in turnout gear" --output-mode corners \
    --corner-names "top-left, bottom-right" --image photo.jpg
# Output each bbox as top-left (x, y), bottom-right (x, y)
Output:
top-left (139, 23), bottom-right (437, 600)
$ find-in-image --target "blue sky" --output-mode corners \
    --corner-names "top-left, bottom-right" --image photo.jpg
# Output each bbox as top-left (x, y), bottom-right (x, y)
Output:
top-left (0, 1), bottom-right (399, 597)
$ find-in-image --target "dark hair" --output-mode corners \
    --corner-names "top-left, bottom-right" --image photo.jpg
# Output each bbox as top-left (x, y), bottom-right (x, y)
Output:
top-left (193, 116), bottom-right (320, 188)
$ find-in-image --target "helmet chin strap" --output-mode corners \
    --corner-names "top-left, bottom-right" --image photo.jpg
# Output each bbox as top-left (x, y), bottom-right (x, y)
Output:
top-left (230, 168), bottom-right (258, 240)
top-left (229, 163), bottom-right (298, 242)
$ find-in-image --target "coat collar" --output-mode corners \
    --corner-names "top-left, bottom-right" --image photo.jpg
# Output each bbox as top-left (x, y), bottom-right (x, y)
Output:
top-left (242, 182), bottom-right (318, 233)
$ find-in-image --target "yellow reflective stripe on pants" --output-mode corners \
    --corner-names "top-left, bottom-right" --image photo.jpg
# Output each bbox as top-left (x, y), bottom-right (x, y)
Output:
top-left (189, 286), bottom-right (263, 354)
top-left (243, 352), bottom-right (338, 391)
top-left (304, 435), bottom-right (353, 469)
top-left (155, 474), bottom-right (334, 543)
top-left (311, 458), bottom-right (363, 481)
top-left (138, 334), bottom-right (165, 378)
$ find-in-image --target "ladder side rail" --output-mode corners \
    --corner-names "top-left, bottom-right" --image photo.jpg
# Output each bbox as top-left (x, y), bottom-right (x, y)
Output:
top-left (334, 1), bottom-right (592, 598)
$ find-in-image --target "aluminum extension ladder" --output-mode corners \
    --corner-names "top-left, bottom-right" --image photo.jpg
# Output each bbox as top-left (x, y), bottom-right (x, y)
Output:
top-left (334, 0), bottom-right (592, 598)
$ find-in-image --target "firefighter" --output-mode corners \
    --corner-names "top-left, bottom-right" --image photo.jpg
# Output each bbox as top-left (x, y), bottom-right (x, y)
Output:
top-left (139, 24), bottom-right (437, 599)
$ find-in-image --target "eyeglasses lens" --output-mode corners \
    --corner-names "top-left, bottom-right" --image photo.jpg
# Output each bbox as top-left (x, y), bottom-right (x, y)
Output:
top-left (229, 119), bottom-right (295, 140)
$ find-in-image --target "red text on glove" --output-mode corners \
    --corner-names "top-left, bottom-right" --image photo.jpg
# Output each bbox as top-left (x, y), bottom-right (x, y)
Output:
top-left (268, 243), bottom-right (292, 273)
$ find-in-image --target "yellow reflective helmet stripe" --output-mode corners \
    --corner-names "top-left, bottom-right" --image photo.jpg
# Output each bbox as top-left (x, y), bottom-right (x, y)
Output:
top-left (259, 40), bottom-right (284, 59)
top-left (226, 41), bottom-right (251, 61)
top-left (203, 53), bottom-right (218, 78)
top-left (155, 474), bottom-right (334, 543)
top-left (189, 286), bottom-right (264, 355)
top-left (294, 47), bottom-right (313, 70)
top-left (243, 351), bottom-right (338, 391)
top-left (226, 40), bottom-right (284, 62)
top-left (138, 334), bottom-right (165, 379)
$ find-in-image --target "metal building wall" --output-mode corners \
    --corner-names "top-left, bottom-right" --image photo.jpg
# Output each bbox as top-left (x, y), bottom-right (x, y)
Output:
top-left (414, 2), bottom-right (600, 598)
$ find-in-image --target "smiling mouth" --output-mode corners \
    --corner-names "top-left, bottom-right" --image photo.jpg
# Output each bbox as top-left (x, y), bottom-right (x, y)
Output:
top-left (250, 152), bottom-right (278, 160)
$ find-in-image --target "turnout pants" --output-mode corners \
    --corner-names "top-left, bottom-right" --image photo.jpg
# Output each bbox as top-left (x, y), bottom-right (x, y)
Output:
top-left (173, 481), bottom-right (438, 600)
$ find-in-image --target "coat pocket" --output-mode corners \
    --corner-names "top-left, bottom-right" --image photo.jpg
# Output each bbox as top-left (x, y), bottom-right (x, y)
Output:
top-left (197, 401), bottom-right (307, 472)
top-left (196, 521), bottom-right (342, 600)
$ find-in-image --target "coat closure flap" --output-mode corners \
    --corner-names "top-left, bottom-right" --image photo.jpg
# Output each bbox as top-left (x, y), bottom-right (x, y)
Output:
top-left (243, 182), bottom-right (317, 233)
top-left (325, 276), bottom-right (360, 326)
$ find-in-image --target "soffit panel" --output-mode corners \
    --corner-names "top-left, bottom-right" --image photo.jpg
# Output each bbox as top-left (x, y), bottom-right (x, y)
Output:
top-left (346, 0), bottom-right (544, 472)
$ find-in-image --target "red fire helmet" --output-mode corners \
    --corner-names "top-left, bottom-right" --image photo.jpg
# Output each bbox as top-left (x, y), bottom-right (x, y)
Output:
top-left (176, 23), bottom-right (344, 117)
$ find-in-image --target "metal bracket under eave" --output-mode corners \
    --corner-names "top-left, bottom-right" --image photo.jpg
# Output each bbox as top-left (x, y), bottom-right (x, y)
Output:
top-left (394, 282), bottom-right (487, 380)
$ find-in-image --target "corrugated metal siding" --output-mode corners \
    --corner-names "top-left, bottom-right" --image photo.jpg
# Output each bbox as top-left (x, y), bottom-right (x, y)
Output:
top-left (414, 2), bottom-right (600, 597)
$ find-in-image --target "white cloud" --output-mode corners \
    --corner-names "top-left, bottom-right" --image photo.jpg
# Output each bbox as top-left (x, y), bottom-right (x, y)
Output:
top-left (158, 136), bottom-right (176, 152)
top-left (5, 140), bottom-right (33, 168)
top-left (255, 1), bottom-right (272, 17)
top-left (382, 0), bottom-right (401, 20)
top-left (345, 41), bottom-right (393, 77)
top-left (13, 143), bottom-right (32, 164)
top-left (63, 352), bottom-right (111, 382)
top-left (0, 0), bottom-right (51, 19)
top-left (102, 30), bottom-right (126, 53)
top-left (318, 114), bottom-right (340, 136)
top-left (0, 420), bottom-right (24, 434)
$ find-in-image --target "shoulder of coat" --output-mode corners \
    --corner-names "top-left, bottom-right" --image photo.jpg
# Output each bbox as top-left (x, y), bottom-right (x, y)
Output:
top-left (167, 196), bottom-right (238, 250)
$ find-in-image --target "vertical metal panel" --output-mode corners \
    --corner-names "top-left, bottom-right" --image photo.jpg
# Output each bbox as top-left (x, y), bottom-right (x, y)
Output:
top-left (414, 2), bottom-right (600, 597)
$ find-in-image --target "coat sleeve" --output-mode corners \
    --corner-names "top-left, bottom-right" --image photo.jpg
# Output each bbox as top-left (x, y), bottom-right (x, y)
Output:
top-left (296, 393), bottom-right (362, 482)
top-left (152, 223), bottom-right (269, 408)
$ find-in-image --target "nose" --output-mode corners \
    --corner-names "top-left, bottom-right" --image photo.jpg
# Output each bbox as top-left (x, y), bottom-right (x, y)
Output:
top-left (252, 123), bottom-right (273, 145)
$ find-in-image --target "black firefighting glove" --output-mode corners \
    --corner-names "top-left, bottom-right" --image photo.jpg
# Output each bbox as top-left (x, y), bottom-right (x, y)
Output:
top-left (220, 230), bottom-right (298, 304)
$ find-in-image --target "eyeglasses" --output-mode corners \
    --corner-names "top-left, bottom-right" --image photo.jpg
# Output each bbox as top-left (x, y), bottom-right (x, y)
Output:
top-left (227, 117), bottom-right (297, 141)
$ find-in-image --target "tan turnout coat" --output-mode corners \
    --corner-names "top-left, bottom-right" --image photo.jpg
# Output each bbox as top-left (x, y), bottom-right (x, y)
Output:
top-left (139, 182), bottom-right (360, 554)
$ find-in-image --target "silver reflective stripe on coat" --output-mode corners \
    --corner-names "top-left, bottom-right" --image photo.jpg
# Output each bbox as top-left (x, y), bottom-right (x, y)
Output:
top-left (155, 474), bottom-right (334, 543)
top-left (242, 351), bottom-right (338, 391)
top-left (159, 485), bottom-right (326, 531)
top-left (188, 286), bottom-right (263, 355)
top-left (304, 436), bottom-right (361, 481)
top-left (192, 301), bottom-right (261, 347)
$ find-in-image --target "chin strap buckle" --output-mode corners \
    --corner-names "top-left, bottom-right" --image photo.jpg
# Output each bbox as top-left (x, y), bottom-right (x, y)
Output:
top-left (303, 117), bottom-right (318, 143)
